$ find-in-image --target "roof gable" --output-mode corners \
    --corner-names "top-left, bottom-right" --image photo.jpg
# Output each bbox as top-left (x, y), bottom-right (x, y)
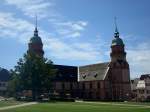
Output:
top-left (78, 62), bottom-right (109, 81)
top-left (53, 65), bottom-right (78, 81)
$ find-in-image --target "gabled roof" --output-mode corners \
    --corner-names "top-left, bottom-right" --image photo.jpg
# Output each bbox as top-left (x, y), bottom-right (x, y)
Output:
top-left (0, 68), bottom-right (11, 82)
top-left (78, 62), bottom-right (109, 81)
top-left (53, 65), bottom-right (78, 81)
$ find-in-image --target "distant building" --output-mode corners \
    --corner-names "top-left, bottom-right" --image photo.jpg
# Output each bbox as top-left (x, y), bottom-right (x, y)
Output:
top-left (131, 74), bottom-right (150, 101)
top-left (25, 21), bottom-right (131, 101)
top-left (0, 68), bottom-right (10, 95)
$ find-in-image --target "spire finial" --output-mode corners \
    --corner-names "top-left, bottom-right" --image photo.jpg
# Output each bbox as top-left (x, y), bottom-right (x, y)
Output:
top-left (35, 14), bottom-right (37, 29)
top-left (34, 14), bottom-right (38, 36)
top-left (114, 17), bottom-right (119, 38)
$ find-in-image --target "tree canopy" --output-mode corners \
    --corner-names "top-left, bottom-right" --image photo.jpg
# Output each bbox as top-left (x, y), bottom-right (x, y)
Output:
top-left (8, 53), bottom-right (57, 100)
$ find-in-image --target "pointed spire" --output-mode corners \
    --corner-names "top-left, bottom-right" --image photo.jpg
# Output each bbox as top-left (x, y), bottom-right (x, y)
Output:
top-left (114, 17), bottom-right (119, 38)
top-left (34, 14), bottom-right (38, 37)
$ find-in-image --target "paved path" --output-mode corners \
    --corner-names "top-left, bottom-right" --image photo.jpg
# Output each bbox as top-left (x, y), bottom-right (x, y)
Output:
top-left (76, 101), bottom-right (150, 108)
top-left (0, 102), bottom-right (38, 111)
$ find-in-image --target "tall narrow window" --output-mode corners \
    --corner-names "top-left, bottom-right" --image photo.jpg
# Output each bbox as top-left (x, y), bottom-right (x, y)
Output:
top-left (70, 83), bottom-right (73, 90)
top-left (82, 83), bottom-right (85, 90)
top-left (97, 82), bottom-right (100, 89)
top-left (62, 83), bottom-right (65, 90)
top-left (90, 82), bottom-right (92, 89)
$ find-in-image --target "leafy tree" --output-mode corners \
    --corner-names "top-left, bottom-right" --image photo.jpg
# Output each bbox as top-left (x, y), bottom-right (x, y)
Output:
top-left (8, 53), bottom-right (57, 100)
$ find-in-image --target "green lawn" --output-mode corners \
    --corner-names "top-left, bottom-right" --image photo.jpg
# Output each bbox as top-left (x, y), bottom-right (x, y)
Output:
top-left (0, 100), bottom-right (23, 107)
top-left (0, 102), bottom-right (150, 112)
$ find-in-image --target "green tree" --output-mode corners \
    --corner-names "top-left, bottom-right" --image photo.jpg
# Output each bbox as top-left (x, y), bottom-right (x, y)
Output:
top-left (9, 53), bottom-right (57, 101)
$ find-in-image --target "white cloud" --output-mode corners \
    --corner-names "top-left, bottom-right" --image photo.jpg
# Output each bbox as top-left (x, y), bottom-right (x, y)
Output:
top-left (0, 12), bottom-right (34, 43)
top-left (43, 37), bottom-right (101, 61)
top-left (3, 0), bottom-right (53, 18)
top-left (55, 21), bottom-right (88, 31)
top-left (127, 42), bottom-right (150, 78)
top-left (3, 0), bottom-right (88, 38)
top-left (53, 21), bottom-right (88, 38)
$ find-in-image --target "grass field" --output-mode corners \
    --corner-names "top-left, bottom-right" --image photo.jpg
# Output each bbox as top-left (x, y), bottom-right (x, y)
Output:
top-left (0, 100), bottom-right (23, 108)
top-left (0, 101), bottom-right (150, 112)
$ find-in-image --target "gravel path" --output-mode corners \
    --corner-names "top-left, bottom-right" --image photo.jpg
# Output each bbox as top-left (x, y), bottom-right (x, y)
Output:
top-left (0, 102), bottom-right (38, 111)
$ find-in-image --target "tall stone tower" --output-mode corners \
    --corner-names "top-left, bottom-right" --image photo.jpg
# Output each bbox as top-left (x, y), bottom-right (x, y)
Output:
top-left (27, 18), bottom-right (44, 57)
top-left (108, 23), bottom-right (131, 100)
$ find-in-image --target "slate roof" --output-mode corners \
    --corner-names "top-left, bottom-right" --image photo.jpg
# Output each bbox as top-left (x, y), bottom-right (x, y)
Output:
top-left (53, 65), bottom-right (77, 81)
top-left (78, 62), bottom-right (109, 81)
top-left (140, 74), bottom-right (150, 80)
top-left (0, 68), bottom-right (11, 82)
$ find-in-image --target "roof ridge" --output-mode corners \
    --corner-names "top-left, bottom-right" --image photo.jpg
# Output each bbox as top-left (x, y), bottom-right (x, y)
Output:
top-left (79, 62), bottom-right (110, 67)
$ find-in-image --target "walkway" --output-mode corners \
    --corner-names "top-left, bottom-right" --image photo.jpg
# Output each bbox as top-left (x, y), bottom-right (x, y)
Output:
top-left (76, 101), bottom-right (150, 108)
top-left (0, 102), bottom-right (38, 111)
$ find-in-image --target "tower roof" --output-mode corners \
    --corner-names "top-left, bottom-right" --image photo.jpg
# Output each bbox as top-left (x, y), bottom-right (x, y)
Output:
top-left (111, 37), bottom-right (124, 46)
top-left (111, 18), bottom-right (124, 46)
top-left (114, 17), bottom-right (119, 38)
top-left (29, 15), bottom-right (42, 44)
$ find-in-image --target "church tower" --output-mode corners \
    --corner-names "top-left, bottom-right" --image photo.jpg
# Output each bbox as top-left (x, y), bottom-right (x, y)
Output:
top-left (108, 21), bottom-right (131, 100)
top-left (27, 17), bottom-right (44, 57)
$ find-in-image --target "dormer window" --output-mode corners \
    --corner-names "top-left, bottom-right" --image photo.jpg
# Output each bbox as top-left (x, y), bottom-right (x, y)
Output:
top-left (94, 73), bottom-right (98, 78)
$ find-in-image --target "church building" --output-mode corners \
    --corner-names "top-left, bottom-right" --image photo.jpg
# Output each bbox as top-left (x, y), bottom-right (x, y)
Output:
top-left (27, 22), bottom-right (131, 101)
top-left (78, 27), bottom-right (131, 100)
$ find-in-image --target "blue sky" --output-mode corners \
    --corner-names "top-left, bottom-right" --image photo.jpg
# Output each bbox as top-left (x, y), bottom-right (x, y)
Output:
top-left (0, 0), bottom-right (150, 78)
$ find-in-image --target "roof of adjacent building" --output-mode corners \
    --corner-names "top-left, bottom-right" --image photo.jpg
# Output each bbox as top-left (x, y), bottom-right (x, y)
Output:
top-left (53, 65), bottom-right (78, 81)
top-left (78, 62), bottom-right (109, 81)
top-left (0, 68), bottom-right (11, 82)
top-left (140, 74), bottom-right (150, 80)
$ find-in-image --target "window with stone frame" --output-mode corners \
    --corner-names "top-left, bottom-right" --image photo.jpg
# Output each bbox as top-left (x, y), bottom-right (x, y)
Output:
top-left (139, 89), bottom-right (145, 94)
top-left (90, 82), bottom-right (92, 89)
top-left (97, 82), bottom-right (100, 89)
top-left (62, 83), bottom-right (65, 90)
top-left (147, 90), bottom-right (150, 94)
top-left (82, 83), bottom-right (85, 90)
top-left (70, 83), bottom-right (73, 90)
